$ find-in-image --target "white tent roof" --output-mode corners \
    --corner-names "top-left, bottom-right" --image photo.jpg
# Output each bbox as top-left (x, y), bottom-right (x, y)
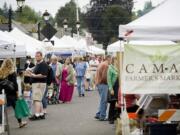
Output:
top-left (0, 30), bottom-right (28, 58)
top-left (76, 38), bottom-right (88, 51)
top-left (88, 46), bottom-right (105, 55)
top-left (51, 36), bottom-right (78, 51)
top-left (107, 40), bottom-right (176, 52)
top-left (0, 30), bottom-right (14, 46)
top-left (119, 0), bottom-right (180, 40)
top-left (0, 45), bottom-right (27, 58)
top-left (42, 41), bottom-right (54, 52)
top-left (9, 28), bottom-right (45, 57)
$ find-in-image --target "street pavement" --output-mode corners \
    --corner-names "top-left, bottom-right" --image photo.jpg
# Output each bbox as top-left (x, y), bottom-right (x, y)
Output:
top-left (7, 89), bottom-right (115, 135)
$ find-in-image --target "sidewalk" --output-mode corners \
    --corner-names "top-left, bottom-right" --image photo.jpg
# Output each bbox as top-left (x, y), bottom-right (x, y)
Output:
top-left (6, 90), bottom-right (115, 135)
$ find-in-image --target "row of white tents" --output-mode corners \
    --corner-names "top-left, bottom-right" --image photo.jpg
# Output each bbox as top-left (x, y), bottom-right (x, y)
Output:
top-left (113, 1), bottom-right (180, 134)
top-left (2, 0), bottom-right (179, 57)
top-left (107, 0), bottom-right (180, 53)
top-left (0, 28), bottom-right (105, 59)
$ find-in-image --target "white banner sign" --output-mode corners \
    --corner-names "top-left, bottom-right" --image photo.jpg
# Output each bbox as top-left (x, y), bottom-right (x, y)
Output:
top-left (122, 45), bottom-right (180, 94)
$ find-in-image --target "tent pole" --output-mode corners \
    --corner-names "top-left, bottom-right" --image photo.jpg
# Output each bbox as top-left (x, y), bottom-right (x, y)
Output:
top-left (13, 44), bottom-right (16, 72)
top-left (118, 39), bottom-right (124, 114)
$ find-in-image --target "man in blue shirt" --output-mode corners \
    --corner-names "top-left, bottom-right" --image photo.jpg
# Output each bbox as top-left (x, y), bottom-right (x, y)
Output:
top-left (75, 57), bottom-right (87, 97)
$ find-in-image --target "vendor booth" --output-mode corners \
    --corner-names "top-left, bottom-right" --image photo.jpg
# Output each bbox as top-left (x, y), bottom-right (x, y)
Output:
top-left (50, 36), bottom-right (77, 51)
top-left (116, 0), bottom-right (180, 135)
top-left (46, 36), bottom-right (82, 57)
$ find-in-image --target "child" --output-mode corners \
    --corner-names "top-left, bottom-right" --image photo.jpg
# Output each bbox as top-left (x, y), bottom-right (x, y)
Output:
top-left (23, 84), bottom-right (32, 115)
top-left (85, 68), bottom-right (91, 91)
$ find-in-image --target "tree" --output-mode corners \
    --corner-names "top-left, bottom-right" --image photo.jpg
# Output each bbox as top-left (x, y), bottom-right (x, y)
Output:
top-left (85, 0), bottom-right (133, 49)
top-left (2, 2), bottom-right (9, 18)
top-left (14, 5), bottom-right (41, 24)
top-left (137, 1), bottom-right (154, 17)
top-left (0, 8), bottom-right (3, 15)
top-left (0, 3), bottom-right (13, 23)
top-left (101, 5), bottom-right (131, 45)
top-left (55, 0), bottom-right (85, 34)
top-left (0, 8), bottom-right (4, 22)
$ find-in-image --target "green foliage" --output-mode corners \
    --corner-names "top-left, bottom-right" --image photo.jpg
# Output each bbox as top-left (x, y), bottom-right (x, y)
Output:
top-left (14, 5), bottom-right (41, 24)
top-left (0, 15), bottom-right (7, 23)
top-left (137, 1), bottom-right (154, 17)
top-left (0, 8), bottom-right (3, 15)
top-left (0, 3), bottom-right (11, 23)
top-left (0, 8), bottom-right (4, 22)
top-left (101, 5), bottom-right (131, 44)
top-left (85, 0), bottom-right (133, 49)
top-left (2, 2), bottom-right (9, 18)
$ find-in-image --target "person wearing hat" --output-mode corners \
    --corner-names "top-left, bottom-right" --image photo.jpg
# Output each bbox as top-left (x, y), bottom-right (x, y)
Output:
top-left (24, 56), bottom-right (35, 84)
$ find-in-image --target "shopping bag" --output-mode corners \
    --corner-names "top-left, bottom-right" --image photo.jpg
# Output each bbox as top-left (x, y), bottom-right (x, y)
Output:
top-left (115, 118), bottom-right (122, 135)
top-left (107, 90), bottom-right (117, 103)
top-left (121, 98), bottom-right (131, 135)
top-left (15, 97), bottom-right (30, 119)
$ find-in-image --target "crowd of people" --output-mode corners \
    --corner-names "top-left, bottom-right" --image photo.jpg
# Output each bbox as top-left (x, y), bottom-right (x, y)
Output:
top-left (0, 51), bottom-right (105, 128)
top-left (94, 55), bottom-right (120, 124)
top-left (0, 51), bottom-right (140, 131)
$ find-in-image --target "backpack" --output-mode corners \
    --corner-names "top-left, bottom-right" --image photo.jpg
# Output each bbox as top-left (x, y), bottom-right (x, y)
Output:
top-left (47, 66), bottom-right (54, 85)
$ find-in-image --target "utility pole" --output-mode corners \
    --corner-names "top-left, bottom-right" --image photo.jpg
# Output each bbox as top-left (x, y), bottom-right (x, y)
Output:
top-left (8, 8), bottom-right (12, 32)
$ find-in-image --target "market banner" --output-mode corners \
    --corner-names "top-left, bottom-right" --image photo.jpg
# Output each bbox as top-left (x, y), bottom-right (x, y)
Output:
top-left (122, 44), bottom-right (180, 94)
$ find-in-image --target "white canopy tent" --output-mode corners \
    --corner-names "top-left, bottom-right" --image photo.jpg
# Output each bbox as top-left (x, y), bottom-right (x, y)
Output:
top-left (42, 41), bottom-right (54, 52)
top-left (51, 36), bottom-right (78, 52)
top-left (119, 0), bottom-right (180, 41)
top-left (107, 40), bottom-right (176, 52)
top-left (76, 38), bottom-right (89, 51)
top-left (8, 28), bottom-right (45, 57)
top-left (88, 46), bottom-right (105, 55)
top-left (0, 30), bottom-right (28, 58)
top-left (0, 30), bottom-right (14, 47)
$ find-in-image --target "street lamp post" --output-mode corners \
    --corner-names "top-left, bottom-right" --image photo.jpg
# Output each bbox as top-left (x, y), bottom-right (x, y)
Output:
top-left (76, 0), bottom-right (80, 38)
top-left (8, 8), bottom-right (12, 32)
top-left (76, 21), bottom-right (80, 37)
top-left (8, 0), bottom-right (25, 32)
top-left (61, 0), bottom-right (80, 37)
top-left (43, 10), bottom-right (50, 23)
top-left (63, 19), bottom-right (68, 32)
top-left (38, 10), bottom-right (50, 40)
top-left (16, 0), bottom-right (26, 12)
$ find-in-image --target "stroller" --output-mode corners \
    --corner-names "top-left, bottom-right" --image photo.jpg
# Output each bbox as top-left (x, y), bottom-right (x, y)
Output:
top-left (47, 83), bottom-right (59, 105)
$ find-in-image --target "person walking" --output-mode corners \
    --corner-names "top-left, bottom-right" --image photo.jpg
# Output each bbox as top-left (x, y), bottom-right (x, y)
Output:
top-left (0, 59), bottom-right (27, 128)
top-left (49, 55), bottom-right (62, 104)
top-left (107, 57), bottom-right (119, 124)
top-left (89, 56), bottom-right (99, 90)
top-left (95, 55), bottom-right (111, 121)
top-left (28, 51), bottom-right (49, 120)
top-left (58, 57), bottom-right (75, 103)
top-left (75, 57), bottom-right (87, 97)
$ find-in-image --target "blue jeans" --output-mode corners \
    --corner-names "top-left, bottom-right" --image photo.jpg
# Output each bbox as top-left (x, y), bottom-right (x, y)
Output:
top-left (42, 86), bottom-right (48, 109)
top-left (76, 76), bottom-right (85, 95)
top-left (96, 84), bottom-right (108, 119)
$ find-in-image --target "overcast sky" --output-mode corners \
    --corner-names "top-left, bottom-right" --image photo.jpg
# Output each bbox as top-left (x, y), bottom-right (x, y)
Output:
top-left (0, 0), bottom-right (165, 17)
